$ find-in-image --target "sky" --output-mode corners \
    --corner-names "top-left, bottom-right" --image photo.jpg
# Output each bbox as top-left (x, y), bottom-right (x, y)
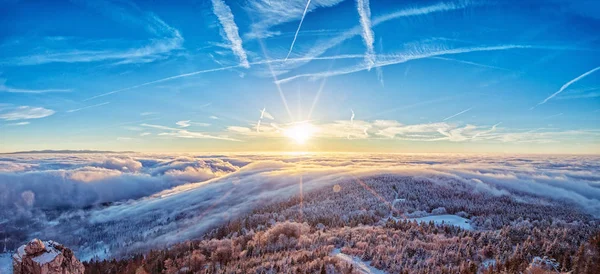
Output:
top-left (0, 0), bottom-right (599, 154)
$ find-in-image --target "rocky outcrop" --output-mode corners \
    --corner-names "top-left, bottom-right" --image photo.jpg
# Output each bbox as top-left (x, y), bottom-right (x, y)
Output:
top-left (12, 239), bottom-right (84, 274)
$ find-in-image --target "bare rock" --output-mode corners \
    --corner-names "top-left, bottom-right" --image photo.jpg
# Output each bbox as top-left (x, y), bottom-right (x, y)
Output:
top-left (12, 239), bottom-right (84, 274)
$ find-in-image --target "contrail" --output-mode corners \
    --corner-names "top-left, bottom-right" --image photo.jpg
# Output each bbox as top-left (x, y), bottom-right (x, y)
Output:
top-left (376, 38), bottom-right (384, 86)
top-left (285, 0), bottom-right (312, 61)
top-left (256, 119), bottom-right (261, 132)
top-left (285, 1), bottom-right (473, 71)
top-left (276, 44), bottom-right (533, 84)
top-left (356, 0), bottom-right (375, 69)
top-left (533, 66), bottom-right (600, 108)
top-left (83, 65), bottom-right (240, 101)
top-left (211, 0), bottom-right (250, 68)
top-left (256, 38), bottom-right (293, 121)
top-left (82, 55), bottom-right (367, 101)
top-left (260, 107), bottom-right (266, 119)
top-left (430, 56), bottom-right (510, 71)
top-left (67, 102), bottom-right (110, 113)
top-left (443, 107), bottom-right (472, 121)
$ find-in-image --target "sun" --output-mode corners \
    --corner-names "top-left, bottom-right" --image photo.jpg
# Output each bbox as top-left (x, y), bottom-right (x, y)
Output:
top-left (284, 123), bottom-right (315, 144)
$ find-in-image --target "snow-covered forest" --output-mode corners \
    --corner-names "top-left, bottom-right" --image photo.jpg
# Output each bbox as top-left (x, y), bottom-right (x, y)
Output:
top-left (85, 174), bottom-right (600, 273)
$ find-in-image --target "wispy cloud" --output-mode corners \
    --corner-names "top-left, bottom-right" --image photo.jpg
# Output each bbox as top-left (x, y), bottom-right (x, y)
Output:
top-left (376, 38), bottom-right (384, 86)
top-left (176, 120), bottom-right (210, 128)
top-left (260, 108), bottom-right (275, 120)
top-left (7, 121), bottom-right (30, 126)
top-left (0, 79), bottom-right (71, 94)
top-left (158, 130), bottom-right (241, 141)
top-left (285, 0), bottom-right (312, 60)
top-left (544, 113), bottom-right (563, 119)
top-left (245, 0), bottom-right (344, 40)
top-left (226, 118), bottom-right (597, 144)
top-left (210, 116), bottom-right (219, 120)
top-left (67, 102), bottom-right (110, 113)
top-left (276, 44), bottom-right (532, 84)
top-left (0, 106), bottom-right (55, 121)
top-left (533, 66), bottom-right (600, 108)
top-left (143, 123), bottom-right (240, 141)
top-left (274, 1), bottom-right (473, 72)
top-left (141, 123), bottom-right (179, 131)
top-left (82, 54), bottom-right (366, 100)
top-left (211, 0), bottom-right (250, 68)
top-left (6, 2), bottom-right (183, 66)
top-left (356, 0), bottom-right (375, 69)
top-left (140, 132), bottom-right (151, 136)
top-left (348, 109), bottom-right (356, 139)
top-left (556, 87), bottom-right (600, 100)
top-left (443, 107), bottom-right (472, 121)
top-left (430, 56), bottom-right (510, 71)
top-left (176, 120), bottom-right (191, 128)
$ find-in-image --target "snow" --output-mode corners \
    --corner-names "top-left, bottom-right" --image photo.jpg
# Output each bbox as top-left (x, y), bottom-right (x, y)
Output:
top-left (408, 214), bottom-right (473, 230)
top-left (31, 246), bottom-right (60, 264)
top-left (481, 259), bottom-right (496, 269)
top-left (0, 253), bottom-right (12, 273)
top-left (331, 248), bottom-right (386, 274)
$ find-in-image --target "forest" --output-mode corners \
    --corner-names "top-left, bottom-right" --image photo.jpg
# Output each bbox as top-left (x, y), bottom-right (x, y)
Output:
top-left (83, 175), bottom-right (600, 273)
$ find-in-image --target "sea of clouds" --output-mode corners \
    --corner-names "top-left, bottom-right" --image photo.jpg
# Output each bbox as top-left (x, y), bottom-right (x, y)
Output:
top-left (0, 152), bottom-right (599, 265)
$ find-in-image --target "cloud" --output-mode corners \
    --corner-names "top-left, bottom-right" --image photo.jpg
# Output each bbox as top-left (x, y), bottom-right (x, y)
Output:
top-left (140, 132), bottom-right (151, 136)
top-left (143, 123), bottom-right (240, 141)
top-left (8, 122), bottom-right (30, 126)
top-left (1, 153), bottom-right (599, 262)
top-left (0, 155), bottom-right (244, 209)
top-left (271, 1), bottom-right (472, 74)
top-left (284, 0), bottom-right (312, 60)
top-left (356, 0), bottom-right (375, 69)
top-left (430, 56), bottom-right (510, 71)
top-left (0, 106), bottom-right (55, 121)
top-left (210, 116), bottom-right (219, 120)
top-left (245, 0), bottom-right (344, 40)
top-left (6, 1), bottom-right (183, 66)
top-left (141, 123), bottom-right (179, 131)
top-left (176, 120), bottom-right (191, 128)
top-left (159, 130), bottom-right (241, 142)
top-left (81, 54), bottom-right (365, 100)
top-left (0, 79), bottom-right (71, 94)
top-left (225, 118), bottom-right (597, 144)
top-left (442, 107), bottom-right (472, 121)
top-left (276, 44), bottom-right (533, 83)
top-left (67, 102), bottom-right (110, 113)
top-left (260, 108), bottom-right (275, 120)
top-left (228, 126), bottom-right (253, 134)
top-left (556, 87), bottom-right (600, 100)
top-left (544, 113), bottom-right (563, 119)
top-left (533, 66), bottom-right (600, 107)
top-left (211, 0), bottom-right (250, 68)
top-left (177, 121), bottom-right (211, 128)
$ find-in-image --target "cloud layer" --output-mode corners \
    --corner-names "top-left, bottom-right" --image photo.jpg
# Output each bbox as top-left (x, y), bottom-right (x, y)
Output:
top-left (0, 152), bottom-right (598, 263)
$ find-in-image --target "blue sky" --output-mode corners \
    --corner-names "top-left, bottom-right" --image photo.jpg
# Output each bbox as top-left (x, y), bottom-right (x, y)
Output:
top-left (0, 0), bottom-right (599, 153)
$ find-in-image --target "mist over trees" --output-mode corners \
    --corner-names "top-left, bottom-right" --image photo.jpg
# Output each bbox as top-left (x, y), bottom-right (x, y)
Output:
top-left (84, 175), bottom-right (599, 273)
